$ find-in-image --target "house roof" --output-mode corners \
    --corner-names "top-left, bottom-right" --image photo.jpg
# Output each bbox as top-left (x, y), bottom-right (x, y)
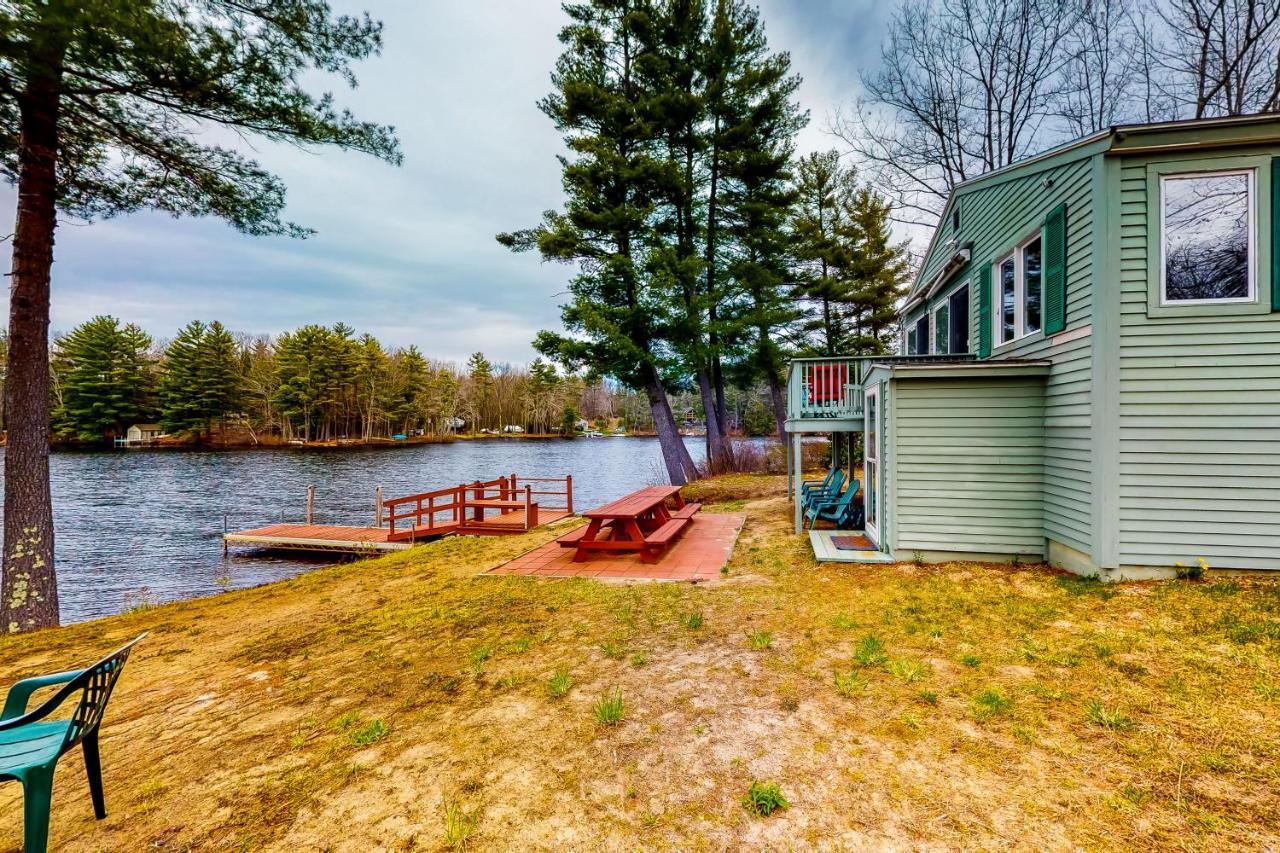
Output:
top-left (131, 424), bottom-right (162, 431)
top-left (906, 113), bottom-right (1280, 302)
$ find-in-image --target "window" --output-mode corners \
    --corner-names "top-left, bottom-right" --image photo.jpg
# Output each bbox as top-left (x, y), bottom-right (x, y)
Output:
top-left (1023, 237), bottom-right (1042, 333)
top-left (999, 256), bottom-right (1016, 343)
top-left (930, 283), bottom-right (971, 355)
top-left (913, 316), bottom-right (928, 354)
top-left (932, 301), bottom-right (949, 354)
top-left (906, 326), bottom-right (916, 355)
top-left (994, 234), bottom-right (1045, 346)
top-left (948, 283), bottom-right (970, 354)
top-left (1160, 170), bottom-right (1254, 304)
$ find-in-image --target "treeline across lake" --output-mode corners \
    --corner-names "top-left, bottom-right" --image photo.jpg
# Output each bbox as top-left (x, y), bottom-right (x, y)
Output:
top-left (20, 316), bottom-right (777, 447)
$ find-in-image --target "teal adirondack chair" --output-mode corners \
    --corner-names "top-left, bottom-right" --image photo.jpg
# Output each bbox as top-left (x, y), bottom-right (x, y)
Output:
top-left (800, 467), bottom-right (839, 499)
top-left (0, 634), bottom-right (145, 853)
top-left (802, 470), bottom-right (845, 511)
top-left (805, 480), bottom-right (862, 529)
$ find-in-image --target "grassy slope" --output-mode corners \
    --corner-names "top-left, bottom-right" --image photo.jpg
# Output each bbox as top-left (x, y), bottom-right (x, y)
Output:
top-left (0, 475), bottom-right (1277, 851)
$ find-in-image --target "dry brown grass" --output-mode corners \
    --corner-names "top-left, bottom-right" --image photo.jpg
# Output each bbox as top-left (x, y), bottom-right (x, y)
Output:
top-left (0, 476), bottom-right (1278, 850)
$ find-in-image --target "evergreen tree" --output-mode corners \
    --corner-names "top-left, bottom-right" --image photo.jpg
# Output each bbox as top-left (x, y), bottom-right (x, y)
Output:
top-left (0, 1), bottom-right (400, 632)
top-left (159, 321), bottom-right (241, 441)
top-left (464, 352), bottom-right (495, 431)
top-left (353, 334), bottom-right (390, 440)
top-left (792, 151), bottom-right (859, 355)
top-left (837, 187), bottom-right (909, 354)
top-left (497, 0), bottom-right (700, 484)
top-left (52, 316), bottom-right (154, 443)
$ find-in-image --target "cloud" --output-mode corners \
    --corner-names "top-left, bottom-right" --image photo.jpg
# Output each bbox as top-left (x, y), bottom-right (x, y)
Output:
top-left (0, 0), bottom-right (892, 363)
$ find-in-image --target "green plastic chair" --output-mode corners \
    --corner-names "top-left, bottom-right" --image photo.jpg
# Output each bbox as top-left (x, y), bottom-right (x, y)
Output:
top-left (0, 633), bottom-right (145, 853)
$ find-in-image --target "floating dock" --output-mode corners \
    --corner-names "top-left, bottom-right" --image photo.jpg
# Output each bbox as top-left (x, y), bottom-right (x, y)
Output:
top-left (224, 475), bottom-right (573, 556)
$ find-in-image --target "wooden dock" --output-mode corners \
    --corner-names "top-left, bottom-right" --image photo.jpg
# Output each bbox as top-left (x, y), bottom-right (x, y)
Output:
top-left (224, 474), bottom-right (573, 555)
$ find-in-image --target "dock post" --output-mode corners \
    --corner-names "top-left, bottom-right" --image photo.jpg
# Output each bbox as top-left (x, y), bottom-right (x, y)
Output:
top-left (525, 484), bottom-right (536, 530)
top-left (565, 474), bottom-right (573, 514)
top-left (223, 513), bottom-right (228, 556)
top-left (306, 484), bottom-right (315, 525)
top-left (375, 486), bottom-right (383, 528)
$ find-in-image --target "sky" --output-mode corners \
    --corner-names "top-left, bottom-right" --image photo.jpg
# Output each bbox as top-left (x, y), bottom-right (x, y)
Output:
top-left (0, 0), bottom-right (896, 365)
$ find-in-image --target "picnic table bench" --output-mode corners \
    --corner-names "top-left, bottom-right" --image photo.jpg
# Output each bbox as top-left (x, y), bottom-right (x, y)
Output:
top-left (558, 486), bottom-right (702, 563)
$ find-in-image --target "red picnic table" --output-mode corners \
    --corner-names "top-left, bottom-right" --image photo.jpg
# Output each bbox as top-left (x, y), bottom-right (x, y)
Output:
top-left (558, 485), bottom-right (701, 563)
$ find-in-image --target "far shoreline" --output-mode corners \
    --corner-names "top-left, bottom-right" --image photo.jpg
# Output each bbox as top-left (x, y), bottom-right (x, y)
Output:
top-left (45, 431), bottom-right (677, 453)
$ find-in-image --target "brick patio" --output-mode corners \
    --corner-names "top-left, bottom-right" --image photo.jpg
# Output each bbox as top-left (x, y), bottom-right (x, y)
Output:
top-left (487, 512), bottom-right (746, 581)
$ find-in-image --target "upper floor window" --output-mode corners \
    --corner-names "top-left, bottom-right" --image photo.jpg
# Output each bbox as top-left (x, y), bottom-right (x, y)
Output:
top-left (931, 282), bottom-right (970, 355)
top-left (910, 315), bottom-right (928, 354)
top-left (995, 235), bottom-right (1043, 346)
top-left (1160, 170), bottom-right (1254, 304)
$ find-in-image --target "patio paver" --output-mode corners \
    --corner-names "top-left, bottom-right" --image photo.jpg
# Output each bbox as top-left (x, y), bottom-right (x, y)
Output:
top-left (487, 512), bottom-right (746, 581)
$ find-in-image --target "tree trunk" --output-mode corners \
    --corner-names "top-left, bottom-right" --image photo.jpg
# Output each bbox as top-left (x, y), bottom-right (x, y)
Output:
top-left (697, 369), bottom-right (733, 473)
top-left (644, 365), bottom-right (698, 485)
top-left (711, 353), bottom-right (731, 441)
top-left (2, 44), bottom-right (66, 633)
top-left (766, 370), bottom-right (787, 439)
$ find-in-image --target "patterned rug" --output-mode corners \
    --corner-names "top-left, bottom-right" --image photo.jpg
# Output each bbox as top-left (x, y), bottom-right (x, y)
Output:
top-left (832, 534), bottom-right (875, 551)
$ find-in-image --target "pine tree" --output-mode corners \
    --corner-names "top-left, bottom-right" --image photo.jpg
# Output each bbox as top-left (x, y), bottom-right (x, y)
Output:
top-left (158, 321), bottom-right (207, 437)
top-left (498, 0), bottom-right (699, 484)
top-left (159, 321), bottom-right (242, 441)
top-left (0, 1), bottom-right (400, 631)
top-left (792, 151), bottom-right (859, 354)
top-left (837, 187), bottom-right (909, 354)
top-left (52, 316), bottom-right (155, 443)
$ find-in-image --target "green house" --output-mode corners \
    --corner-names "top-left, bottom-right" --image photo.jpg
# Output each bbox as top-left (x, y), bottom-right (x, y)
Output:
top-left (786, 114), bottom-right (1280, 578)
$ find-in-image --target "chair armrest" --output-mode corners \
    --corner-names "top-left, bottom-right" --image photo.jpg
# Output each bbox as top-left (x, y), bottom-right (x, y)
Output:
top-left (1, 669), bottom-right (82, 722)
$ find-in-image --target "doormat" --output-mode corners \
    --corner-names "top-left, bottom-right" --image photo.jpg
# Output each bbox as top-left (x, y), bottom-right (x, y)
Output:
top-left (832, 534), bottom-right (874, 551)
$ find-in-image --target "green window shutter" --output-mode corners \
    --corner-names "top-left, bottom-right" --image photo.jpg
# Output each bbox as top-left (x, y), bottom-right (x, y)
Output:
top-left (977, 262), bottom-right (993, 358)
top-left (1042, 202), bottom-right (1068, 334)
top-left (1271, 158), bottom-right (1280, 310)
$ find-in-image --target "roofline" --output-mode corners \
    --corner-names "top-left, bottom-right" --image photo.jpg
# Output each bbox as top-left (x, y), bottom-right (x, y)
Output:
top-left (904, 113), bottom-right (1280, 300)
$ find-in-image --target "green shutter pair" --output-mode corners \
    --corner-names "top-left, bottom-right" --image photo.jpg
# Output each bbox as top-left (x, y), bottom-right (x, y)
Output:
top-left (977, 202), bottom-right (1067, 358)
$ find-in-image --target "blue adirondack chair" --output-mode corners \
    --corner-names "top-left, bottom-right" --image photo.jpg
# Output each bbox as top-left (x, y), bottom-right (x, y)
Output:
top-left (802, 470), bottom-right (845, 511)
top-left (805, 480), bottom-right (862, 529)
top-left (0, 633), bottom-right (145, 853)
top-left (800, 467), bottom-right (839, 499)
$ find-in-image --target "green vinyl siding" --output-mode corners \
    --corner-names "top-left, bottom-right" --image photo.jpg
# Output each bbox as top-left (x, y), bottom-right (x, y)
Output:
top-left (1117, 147), bottom-right (1280, 569)
top-left (940, 156), bottom-right (1095, 555)
top-left (890, 377), bottom-right (1045, 555)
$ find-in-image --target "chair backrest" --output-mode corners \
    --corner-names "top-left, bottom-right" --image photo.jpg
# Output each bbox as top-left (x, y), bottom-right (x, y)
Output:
top-left (16, 634), bottom-right (145, 755)
top-left (835, 480), bottom-right (860, 507)
top-left (825, 470), bottom-right (846, 496)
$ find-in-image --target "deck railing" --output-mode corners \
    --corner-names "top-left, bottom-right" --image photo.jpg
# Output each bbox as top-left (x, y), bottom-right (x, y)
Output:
top-left (786, 354), bottom-right (976, 423)
top-left (383, 474), bottom-right (574, 540)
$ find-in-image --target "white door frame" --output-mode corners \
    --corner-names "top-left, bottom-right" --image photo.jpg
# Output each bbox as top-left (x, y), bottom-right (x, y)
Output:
top-left (864, 383), bottom-right (880, 543)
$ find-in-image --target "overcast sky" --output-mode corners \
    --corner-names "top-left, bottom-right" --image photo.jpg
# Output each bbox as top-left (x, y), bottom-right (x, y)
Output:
top-left (1, 0), bottom-right (895, 365)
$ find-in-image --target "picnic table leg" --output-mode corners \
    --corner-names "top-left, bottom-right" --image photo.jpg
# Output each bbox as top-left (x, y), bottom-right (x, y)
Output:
top-left (621, 518), bottom-right (646, 551)
top-left (572, 519), bottom-right (605, 562)
top-left (671, 491), bottom-right (686, 509)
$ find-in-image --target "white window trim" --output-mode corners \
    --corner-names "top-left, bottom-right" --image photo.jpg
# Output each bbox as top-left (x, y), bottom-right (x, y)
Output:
top-left (992, 232), bottom-right (1044, 349)
top-left (931, 280), bottom-right (970, 355)
top-left (1158, 168), bottom-right (1257, 307)
top-left (930, 301), bottom-right (947, 354)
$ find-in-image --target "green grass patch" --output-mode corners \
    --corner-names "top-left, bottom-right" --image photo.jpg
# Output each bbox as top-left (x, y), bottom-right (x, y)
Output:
top-left (742, 780), bottom-right (788, 817)
top-left (593, 688), bottom-right (625, 725)
top-left (546, 668), bottom-right (573, 700)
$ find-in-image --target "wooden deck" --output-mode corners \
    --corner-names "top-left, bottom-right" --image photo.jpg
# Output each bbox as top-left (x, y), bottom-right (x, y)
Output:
top-left (225, 473), bottom-right (574, 556)
top-left (224, 510), bottom-right (574, 555)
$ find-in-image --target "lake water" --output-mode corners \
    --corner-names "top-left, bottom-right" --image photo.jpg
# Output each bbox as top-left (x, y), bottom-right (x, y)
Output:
top-left (3, 437), bottom-right (709, 624)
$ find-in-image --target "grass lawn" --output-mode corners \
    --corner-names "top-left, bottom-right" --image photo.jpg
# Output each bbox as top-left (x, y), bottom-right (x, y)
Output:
top-left (0, 475), bottom-right (1277, 850)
